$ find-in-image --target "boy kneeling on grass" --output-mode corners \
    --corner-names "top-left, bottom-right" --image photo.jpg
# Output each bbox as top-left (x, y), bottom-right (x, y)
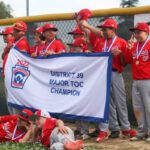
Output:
top-left (0, 109), bottom-right (33, 143)
top-left (31, 110), bottom-right (83, 150)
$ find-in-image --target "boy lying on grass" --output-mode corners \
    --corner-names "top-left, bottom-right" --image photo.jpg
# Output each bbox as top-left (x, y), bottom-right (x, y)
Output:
top-left (31, 110), bottom-right (83, 150)
top-left (0, 109), bottom-right (33, 143)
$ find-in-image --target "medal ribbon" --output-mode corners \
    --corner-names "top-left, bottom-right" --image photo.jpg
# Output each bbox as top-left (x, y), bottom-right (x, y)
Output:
top-left (136, 38), bottom-right (149, 59)
top-left (42, 39), bottom-right (55, 54)
top-left (35, 45), bottom-right (38, 54)
top-left (12, 125), bottom-right (25, 140)
top-left (104, 36), bottom-right (117, 52)
top-left (14, 36), bottom-right (24, 47)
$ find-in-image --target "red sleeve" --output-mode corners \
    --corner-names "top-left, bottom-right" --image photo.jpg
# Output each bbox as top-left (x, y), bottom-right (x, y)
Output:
top-left (90, 32), bottom-right (98, 47)
top-left (16, 38), bottom-right (30, 54)
top-left (55, 41), bottom-right (66, 53)
top-left (49, 117), bottom-right (57, 124)
top-left (30, 46), bottom-right (36, 55)
top-left (123, 47), bottom-right (133, 64)
top-left (41, 118), bottom-right (57, 147)
top-left (1, 115), bottom-right (17, 123)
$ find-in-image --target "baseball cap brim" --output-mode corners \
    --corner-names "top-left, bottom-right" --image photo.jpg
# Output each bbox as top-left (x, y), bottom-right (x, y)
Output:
top-left (30, 29), bottom-right (43, 34)
top-left (0, 32), bottom-right (12, 35)
top-left (129, 28), bottom-right (135, 32)
top-left (17, 115), bottom-right (30, 122)
top-left (68, 32), bottom-right (84, 35)
top-left (97, 25), bottom-right (115, 29)
top-left (29, 114), bottom-right (40, 121)
top-left (43, 28), bottom-right (58, 32)
top-left (0, 33), bottom-right (7, 35)
top-left (14, 27), bottom-right (26, 32)
top-left (129, 28), bottom-right (148, 32)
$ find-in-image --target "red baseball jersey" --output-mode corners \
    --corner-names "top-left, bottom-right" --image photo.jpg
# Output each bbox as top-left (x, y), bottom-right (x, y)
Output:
top-left (90, 32), bottom-right (100, 48)
top-left (2, 38), bottom-right (14, 77)
top-left (90, 34), bottom-right (127, 73)
top-left (124, 40), bottom-right (150, 80)
top-left (12, 37), bottom-right (30, 54)
top-left (0, 115), bottom-right (25, 142)
top-left (40, 117), bottom-right (57, 147)
top-left (37, 40), bottom-right (66, 56)
top-left (30, 45), bottom-right (41, 55)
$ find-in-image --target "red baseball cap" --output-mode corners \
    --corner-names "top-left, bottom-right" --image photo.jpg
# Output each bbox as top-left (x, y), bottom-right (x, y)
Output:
top-left (67, 38), bottom-right (86, 49)
top-left (68, 26), bottom-right (84, 35)
top-left (13, 21), bottom-right (27, 32)
top-left (43, 23), bottom-right (58, 32)
top-left (0, 27), bottom-right (13, 35)
top-left (77, 9), bottom-right (92, 21)
top-left (18, 109), bottom-right (33, 122)
top-left (97, 19), bottom-right (117, 29)
top-left (129, 22), bottom-right (149, 33)
top-left (34, 110), bottom-right (50, 118)
top-left (30, 27), bottom-right (43, 34)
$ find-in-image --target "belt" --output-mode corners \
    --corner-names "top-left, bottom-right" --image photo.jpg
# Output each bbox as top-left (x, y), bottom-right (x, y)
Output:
top-left (112, 68), bottom-right (118, 72)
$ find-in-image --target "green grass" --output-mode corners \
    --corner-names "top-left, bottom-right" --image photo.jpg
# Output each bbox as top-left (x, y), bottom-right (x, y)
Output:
top-left (0, 142), bottom-right (49, 150)
top-left (0, 142), bottom-right (99, 150)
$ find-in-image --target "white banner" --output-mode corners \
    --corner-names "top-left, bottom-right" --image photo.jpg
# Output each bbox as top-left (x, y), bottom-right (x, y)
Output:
top-left (5, 46), bottom-right (112, 123)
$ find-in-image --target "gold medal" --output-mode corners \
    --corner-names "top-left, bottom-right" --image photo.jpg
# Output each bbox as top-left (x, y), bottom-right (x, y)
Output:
top-left (136, 60), bottom-right (139, 65)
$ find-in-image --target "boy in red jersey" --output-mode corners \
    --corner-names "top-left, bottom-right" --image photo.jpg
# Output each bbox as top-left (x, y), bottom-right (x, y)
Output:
top-left (120, 22), bottom-right (150, 142)
top-left (0, 109), bottom-right (33, 143)
top-left (12, 21), bottom-right (30, 54)
top-left (30, 26), bottom-right (45, 57)
top-left (0, 27), bottom-right (14, 77)
top-left (78, 18), bottom-right (136, 142)
top-left (37, 23), bottom-right (66, 57)
top-left (32, 110), bottom-right (83, 150)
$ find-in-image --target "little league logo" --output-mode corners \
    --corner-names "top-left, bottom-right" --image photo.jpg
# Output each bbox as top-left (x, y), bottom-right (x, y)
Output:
top-left (11, 65), bottom-right (30, 89)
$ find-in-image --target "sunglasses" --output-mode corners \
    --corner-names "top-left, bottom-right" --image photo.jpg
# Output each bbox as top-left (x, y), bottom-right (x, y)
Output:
top-left (13, 23), bottom-right (25, 29)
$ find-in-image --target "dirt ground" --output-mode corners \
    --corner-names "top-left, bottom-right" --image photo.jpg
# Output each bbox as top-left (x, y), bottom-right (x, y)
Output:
top-left (66, 123), bottom-right (150, 150)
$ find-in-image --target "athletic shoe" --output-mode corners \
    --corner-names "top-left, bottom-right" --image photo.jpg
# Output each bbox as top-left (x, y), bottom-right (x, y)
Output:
top-left (76, 133), bottom-right (90, 140)
top-left (64, 140), bottom-right (83, 150)
top-left (130, 135), bottom-right (148, 141)
top-left (122, 129), bottom-right (136, 138)
top-left (145, 134), bottom-right (150, 142)
top-left (89, 130), bottom-right (99, 137)
top-left (96, 131), bottom-right (108, 143)
top-left (109, 131), bottom-right (120, 138)
top-left (74, 130), bottom-right (80, 137)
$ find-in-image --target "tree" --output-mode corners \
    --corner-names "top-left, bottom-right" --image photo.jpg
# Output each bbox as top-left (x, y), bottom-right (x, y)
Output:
top-left (0, 1), bottom-right (13, 19)
top-left (120, 0), bottom-right (139, 8)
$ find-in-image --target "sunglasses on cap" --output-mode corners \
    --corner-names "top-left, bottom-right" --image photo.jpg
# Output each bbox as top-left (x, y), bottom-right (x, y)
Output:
top-left (13, 28), bottom-right (22, 33)
top-left (19, 112), bottom-right (29, 119)
top-left (13, 23), bottom-right (25, 29)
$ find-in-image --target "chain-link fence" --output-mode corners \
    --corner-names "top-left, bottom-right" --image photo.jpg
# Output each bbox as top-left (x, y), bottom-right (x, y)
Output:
top-left (25, 15), bottom-right (134, 48)
top-left (0, 14), bottom-right (137, 125)
top-left (23, 16), bottom-right (136, 126)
